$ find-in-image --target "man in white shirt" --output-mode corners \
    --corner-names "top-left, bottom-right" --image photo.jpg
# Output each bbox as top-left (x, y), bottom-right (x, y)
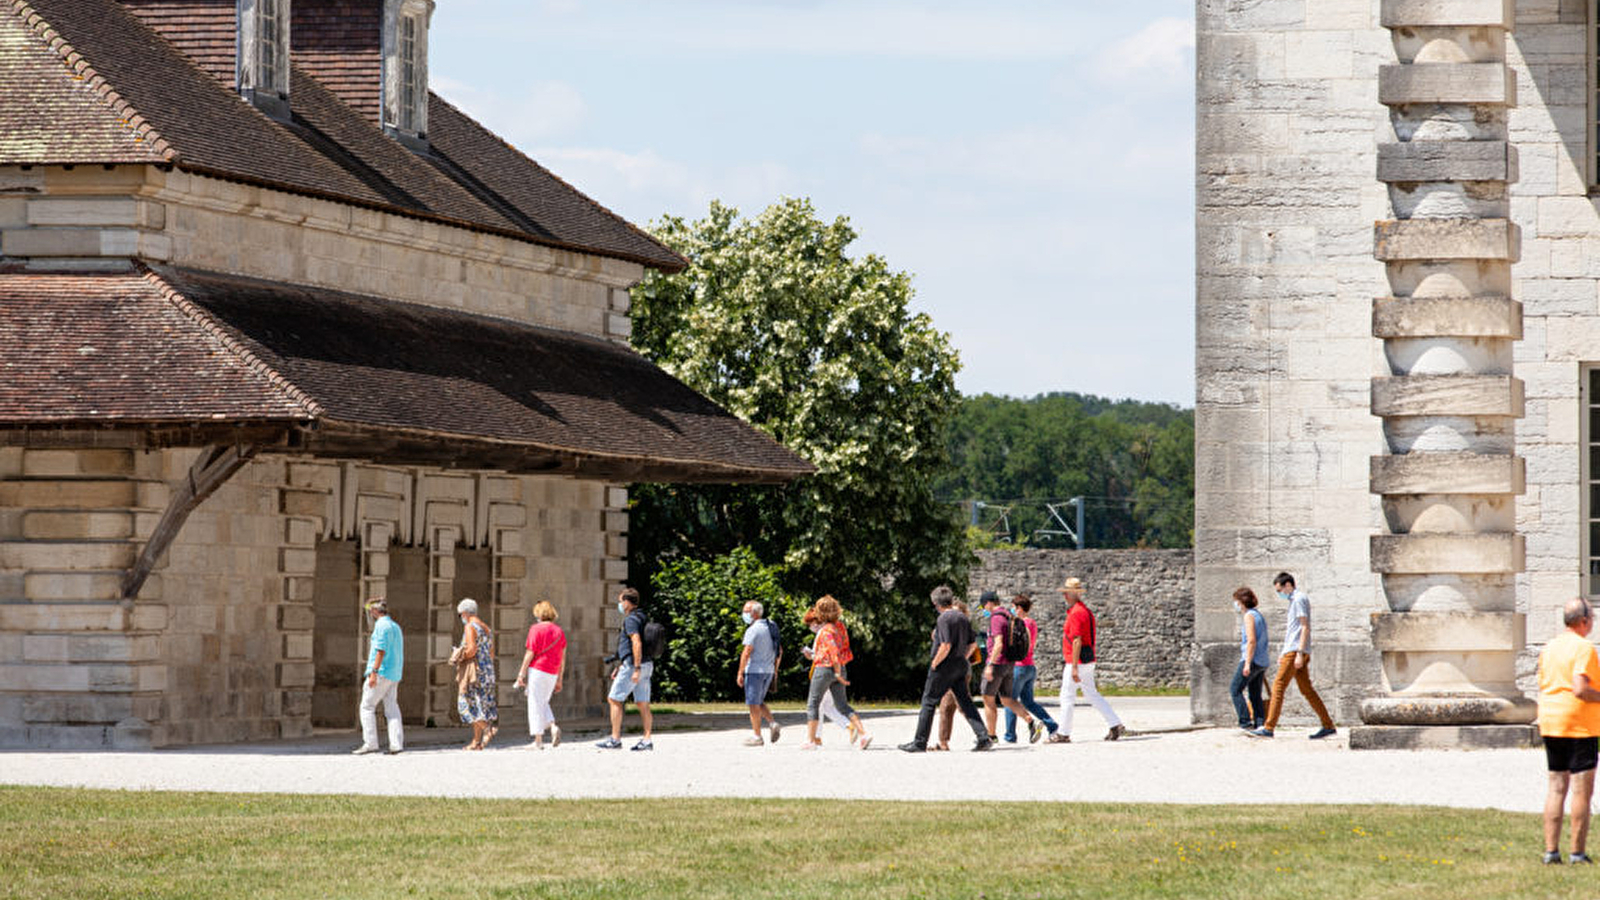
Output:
top-left (1248, 572), bottom-right (1336, 740)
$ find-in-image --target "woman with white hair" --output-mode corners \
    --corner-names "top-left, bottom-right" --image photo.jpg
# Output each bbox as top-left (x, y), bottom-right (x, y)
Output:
top-left (452, 598), bottom-right (498, 750)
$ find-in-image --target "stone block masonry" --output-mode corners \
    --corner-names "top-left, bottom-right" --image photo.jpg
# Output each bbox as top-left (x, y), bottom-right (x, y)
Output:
top-left (969, 549), bottom-right (1192, 691)
top-left (0, 447), bottom-right (626, 748)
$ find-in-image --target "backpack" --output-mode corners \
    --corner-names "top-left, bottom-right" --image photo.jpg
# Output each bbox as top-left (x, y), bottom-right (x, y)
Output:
top-left (762, 616), bottom-right (781, 656)
top-left (641, 619), bottom-right (668, 661)
top-left (1000, 610), bottom-right (1031, 662)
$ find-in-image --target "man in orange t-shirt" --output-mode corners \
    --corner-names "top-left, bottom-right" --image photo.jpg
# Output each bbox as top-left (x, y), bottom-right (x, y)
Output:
top-left (1537, 597), bottom-right (1600, 865)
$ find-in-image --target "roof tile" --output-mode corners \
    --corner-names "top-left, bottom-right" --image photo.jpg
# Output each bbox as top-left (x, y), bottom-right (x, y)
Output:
top-left (10, 0), bottom-right (684, 270)
top-left (0, 267), bottom-right (812, 482)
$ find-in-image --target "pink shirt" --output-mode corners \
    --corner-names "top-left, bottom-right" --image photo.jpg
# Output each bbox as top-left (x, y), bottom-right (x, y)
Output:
top-left (524, 621), bottom-right (566, 675)
top-left (1019, 616), bottom-right (1038, 666)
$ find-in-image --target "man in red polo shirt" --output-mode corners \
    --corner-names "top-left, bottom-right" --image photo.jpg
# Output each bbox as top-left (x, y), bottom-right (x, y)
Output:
top-left (1050, 577), bottom-right (1125, 743)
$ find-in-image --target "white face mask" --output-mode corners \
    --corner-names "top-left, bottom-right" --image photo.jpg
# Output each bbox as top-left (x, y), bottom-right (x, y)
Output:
top-left (741, 612), bottom-right (754, 625)
top-left (617, 601), bottom-right (627, 615)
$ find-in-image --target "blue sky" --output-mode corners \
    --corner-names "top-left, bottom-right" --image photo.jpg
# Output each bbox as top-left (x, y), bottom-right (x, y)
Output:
top-left (431, 1), bottom-right (1195, 404)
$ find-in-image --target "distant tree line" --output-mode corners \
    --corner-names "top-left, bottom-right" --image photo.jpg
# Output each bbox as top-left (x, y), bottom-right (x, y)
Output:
top-left (935, 392), bottom-right (1194, 550)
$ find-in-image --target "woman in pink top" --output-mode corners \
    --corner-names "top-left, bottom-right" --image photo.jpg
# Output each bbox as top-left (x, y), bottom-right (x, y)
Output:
top-left (1002, 594), bottom-right (1059, 742)
top-left (514, 600), bottom-right (567, 749)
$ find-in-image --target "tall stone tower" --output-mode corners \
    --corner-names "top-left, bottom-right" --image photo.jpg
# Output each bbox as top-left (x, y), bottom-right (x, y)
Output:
top-left (1355, 0), bottom-right (1536, 748)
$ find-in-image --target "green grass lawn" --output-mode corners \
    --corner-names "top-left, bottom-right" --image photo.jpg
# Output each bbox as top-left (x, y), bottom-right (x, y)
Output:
top-left (0, 787), bottom-right (1583, 899)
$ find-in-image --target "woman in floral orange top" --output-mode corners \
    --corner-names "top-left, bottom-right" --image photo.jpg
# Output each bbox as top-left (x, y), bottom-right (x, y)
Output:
top-left (804, 595), bottom-right (871, 750)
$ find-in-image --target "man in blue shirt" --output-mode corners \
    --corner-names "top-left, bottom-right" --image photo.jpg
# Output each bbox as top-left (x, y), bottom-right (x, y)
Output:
top-left (353, 597), bottom-right (404, 755)
top-left (596, 587), bottom-right (654, 751)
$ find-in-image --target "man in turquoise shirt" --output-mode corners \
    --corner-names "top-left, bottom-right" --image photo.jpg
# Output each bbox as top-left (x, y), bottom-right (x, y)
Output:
top-left (354, 597), bottom-right (404, 755)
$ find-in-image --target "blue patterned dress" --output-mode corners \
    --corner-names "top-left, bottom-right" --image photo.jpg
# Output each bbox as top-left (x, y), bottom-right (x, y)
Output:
top-left (457, 618), bottom-right (497, 724)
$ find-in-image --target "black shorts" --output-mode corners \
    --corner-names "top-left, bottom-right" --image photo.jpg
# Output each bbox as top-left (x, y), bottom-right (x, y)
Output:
top-left (980, 663), bottom-right (1014, 698)
top-left (1544, 736), bottom-right (1599, 773)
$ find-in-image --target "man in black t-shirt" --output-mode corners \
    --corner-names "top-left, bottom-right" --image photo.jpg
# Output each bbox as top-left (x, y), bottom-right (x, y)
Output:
top-left (900, 585), bottom-right (992, 752)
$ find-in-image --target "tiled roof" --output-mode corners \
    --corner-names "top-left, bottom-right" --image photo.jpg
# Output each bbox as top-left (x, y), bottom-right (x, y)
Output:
top-left (0, 271), bottom-right (311, 423)
top-left (0, 4), bottom-right (170, 164)
top-left (0, 267), bottom-right (814, 483)
top-left (6, 0), bottom-right (685, 271)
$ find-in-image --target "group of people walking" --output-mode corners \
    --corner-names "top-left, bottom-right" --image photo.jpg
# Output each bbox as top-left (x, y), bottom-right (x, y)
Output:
top-left (349, 576), bottom-right (1134, 755)
top-left (351, 595), bottom-right (568, 755)
top-left (897, 578), bottom-right (1123, 752)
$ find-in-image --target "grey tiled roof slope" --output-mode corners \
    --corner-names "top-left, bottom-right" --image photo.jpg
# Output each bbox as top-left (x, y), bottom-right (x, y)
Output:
top-left (156, 266), bottom-right (812, 480)
top-left (6, 0), bottom-right (685, 270)
top-left (0, 266), bottom-right (815, 482)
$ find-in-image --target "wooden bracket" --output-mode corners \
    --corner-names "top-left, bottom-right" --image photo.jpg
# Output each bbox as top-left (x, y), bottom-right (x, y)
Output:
top-left (121, 444), bottom-right (259, 601)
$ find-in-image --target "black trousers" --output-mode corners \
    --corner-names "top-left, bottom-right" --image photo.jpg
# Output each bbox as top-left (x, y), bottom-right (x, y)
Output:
top-left (910, 662), bottom-right (986, 747)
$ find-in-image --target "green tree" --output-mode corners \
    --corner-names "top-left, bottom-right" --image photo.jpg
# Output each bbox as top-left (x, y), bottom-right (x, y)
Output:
top-left (650, 547), bottom-right (809, 702)
top-left (936, 392), bottom-right (1193, 548)
top-left (629, 198), bottom-right (968, 696)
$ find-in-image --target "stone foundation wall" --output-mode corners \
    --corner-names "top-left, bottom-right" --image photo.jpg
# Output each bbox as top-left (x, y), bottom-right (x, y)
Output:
top-left (0, 446), bottom-right (624, 748)
top-left (969, 549), bottom-right (1193, 691)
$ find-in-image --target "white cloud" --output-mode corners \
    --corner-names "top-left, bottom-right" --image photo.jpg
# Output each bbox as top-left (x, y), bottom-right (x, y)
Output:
top-left (1095, 16), bottom-right (1195, 81)
top-left (432, 77), bottom-right (587, 143)
top-left (526, 147), bottom-right (798, 225)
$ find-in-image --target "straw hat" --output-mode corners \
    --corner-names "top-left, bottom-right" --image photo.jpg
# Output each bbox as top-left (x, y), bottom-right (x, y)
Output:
top-left (1060, 577), bottom-right (1084, 592)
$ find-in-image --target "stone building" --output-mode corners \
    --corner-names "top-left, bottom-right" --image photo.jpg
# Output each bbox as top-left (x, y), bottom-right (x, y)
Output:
top-left (0, 0), bottom-right (811, 748)
top-left (1195, 0), bottom-right (1597, 745)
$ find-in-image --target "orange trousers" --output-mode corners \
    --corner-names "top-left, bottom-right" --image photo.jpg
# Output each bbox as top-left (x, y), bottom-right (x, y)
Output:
top-left (1262, 652), bottom-right (1334, 731)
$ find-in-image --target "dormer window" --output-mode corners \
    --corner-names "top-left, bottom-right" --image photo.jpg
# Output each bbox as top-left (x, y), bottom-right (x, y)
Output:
top-left (383, 0), bottom-right (433, 149)
top-left (237, 0), bottom-right (292, 119)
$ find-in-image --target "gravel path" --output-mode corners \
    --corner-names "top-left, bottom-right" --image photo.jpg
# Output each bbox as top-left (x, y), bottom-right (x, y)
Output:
top-left (0, 698), bottom-right (1548, 812)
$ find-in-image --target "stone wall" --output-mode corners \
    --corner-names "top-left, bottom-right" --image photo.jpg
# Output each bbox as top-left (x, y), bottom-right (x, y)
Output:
top-left (1196, 0), bottom-right (1406, 728)
top-left (0, 445), bottom-right (624, 747)
top-left (0, 165), bottom-right (643, 341)
top-left (1194, 0), bottom-right (1598, 729)
top-left (969, 549), bottom-right (1192, 691)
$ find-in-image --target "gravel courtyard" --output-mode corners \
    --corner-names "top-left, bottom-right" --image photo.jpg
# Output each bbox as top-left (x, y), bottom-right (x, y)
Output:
top-left (0, 698), bottom-right (1548, 812)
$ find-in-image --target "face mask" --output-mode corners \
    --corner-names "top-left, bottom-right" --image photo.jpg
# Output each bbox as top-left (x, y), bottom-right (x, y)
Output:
top-left (741, 612), bottom-right (753, 625)
top-left (808, 624), bottom-right (820, 634)
top-left (617, 601), bottom-right (627, 615)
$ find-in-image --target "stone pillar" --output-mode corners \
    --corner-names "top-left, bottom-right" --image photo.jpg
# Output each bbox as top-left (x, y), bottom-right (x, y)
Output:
top-left (1354, 0), bottom-right (1536, 749)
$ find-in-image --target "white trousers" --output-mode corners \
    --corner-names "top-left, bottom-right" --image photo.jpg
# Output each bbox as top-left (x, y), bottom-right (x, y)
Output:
top-left (526, 669), bottom-right (558, 735)
top-left (359, 675), bottom-right (403, 751)
top-left (820, 691), bottom-right (849, 732)
top-left (1059, 662), bottom-right (1121, 736)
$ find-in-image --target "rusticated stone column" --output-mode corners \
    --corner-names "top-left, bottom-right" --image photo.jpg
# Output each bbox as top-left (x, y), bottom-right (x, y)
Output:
top-left (1354, 0), bottom-right (1536, 749)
